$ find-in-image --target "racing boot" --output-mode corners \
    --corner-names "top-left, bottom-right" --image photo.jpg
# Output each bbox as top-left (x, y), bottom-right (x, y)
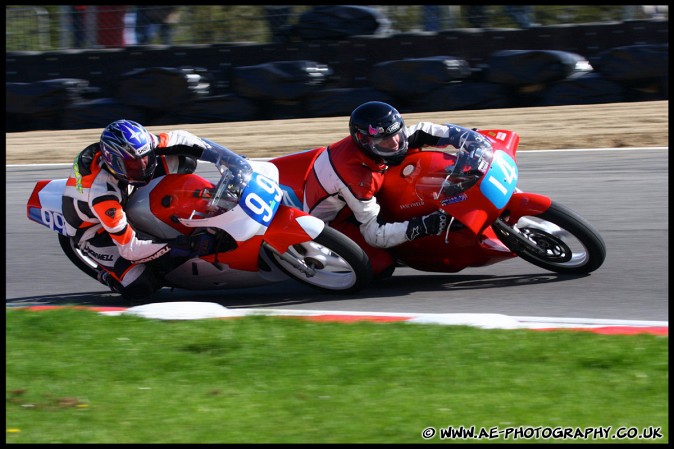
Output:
top-left (96, 269), bottom-right (121, 294)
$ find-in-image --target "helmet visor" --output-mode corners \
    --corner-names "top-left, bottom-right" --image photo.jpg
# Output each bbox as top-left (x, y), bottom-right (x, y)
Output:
top-left (366, 128), bottom-right (408, 158)
top-left (124, 153), bottom-right (157, 183)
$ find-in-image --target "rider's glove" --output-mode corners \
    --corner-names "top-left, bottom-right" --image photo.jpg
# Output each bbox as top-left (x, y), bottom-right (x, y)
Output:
top-left (405, 211), bottom-right (448, 241)
top-left (169, 232), bottom-right (216, 258)
top-left (465, 142), bottom-right (480, 153)
top-left (169, 130), bottom-right (211, 150)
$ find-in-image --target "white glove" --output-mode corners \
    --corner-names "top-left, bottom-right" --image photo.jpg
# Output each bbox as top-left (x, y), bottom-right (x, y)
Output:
top-left (167, 130), bottom-right (210, 149)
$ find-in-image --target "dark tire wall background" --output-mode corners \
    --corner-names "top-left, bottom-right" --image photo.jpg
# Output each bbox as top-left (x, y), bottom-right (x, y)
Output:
top-left (5, 19), bottom-right (668, 132)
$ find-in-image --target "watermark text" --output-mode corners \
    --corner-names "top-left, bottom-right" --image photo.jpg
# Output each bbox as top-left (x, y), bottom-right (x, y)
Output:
top-left (421, 425), bottom-right (663, 441)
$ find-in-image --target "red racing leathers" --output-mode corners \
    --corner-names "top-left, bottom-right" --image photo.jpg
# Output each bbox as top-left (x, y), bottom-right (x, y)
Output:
top-left (303, 121), bottom-right (465, 276)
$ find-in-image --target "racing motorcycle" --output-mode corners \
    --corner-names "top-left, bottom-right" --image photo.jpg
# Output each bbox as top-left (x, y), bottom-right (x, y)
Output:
top-left (270, 128), bottom-right (606, 276)
top-left (26, 140), bottom-right (372, 295)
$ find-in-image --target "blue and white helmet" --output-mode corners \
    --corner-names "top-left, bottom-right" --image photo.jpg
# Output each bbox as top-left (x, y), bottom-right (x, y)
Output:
top-left (100, 119), bottom-right (157, 185)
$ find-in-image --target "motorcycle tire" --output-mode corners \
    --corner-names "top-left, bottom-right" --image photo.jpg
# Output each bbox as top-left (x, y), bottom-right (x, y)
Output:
top-left (493, 201), bottom-right (606, 274)
top-left (58, 233), bottom-right (100, 281)
top-left (264, 226), bottom-right (373, 294)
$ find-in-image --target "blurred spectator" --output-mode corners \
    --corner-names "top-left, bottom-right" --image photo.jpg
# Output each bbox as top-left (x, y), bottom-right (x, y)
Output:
top-left (466, 5), bottom-right (487, 28)
top-left (641, 5), bottom-right (668, 19)
top-left (124, 8), bottom-right (137, 45)
top-left (422, 5), bottom-right (440, 31)
top-left (71, 5), bottom-right (88, 48)
top-left (96, 5), bottom-right (127, 48)
top-left (466, 6), bottom-right (537, 29)
top-left (504, 5), bottom-right (536, 28)
top-left (136, 6), bottom-right (179, 45)
top-left (264, 5), bottom-right (293, 43)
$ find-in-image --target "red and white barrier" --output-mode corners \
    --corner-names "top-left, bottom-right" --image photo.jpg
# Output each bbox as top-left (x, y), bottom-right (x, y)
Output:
top-left (19, 302), bottom-right (665, 336)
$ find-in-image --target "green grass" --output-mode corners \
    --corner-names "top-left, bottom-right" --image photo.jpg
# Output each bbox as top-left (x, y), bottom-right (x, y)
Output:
top-left (6, 308), bottom-right (668, 443)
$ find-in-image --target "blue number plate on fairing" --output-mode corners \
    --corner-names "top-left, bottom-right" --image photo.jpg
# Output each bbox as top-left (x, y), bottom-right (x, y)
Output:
top-left (480, 150), bottom-right (518, 209)
top-left (28, 179), bottom-right (68, 235)
top-left (239, 172), bottom-right (283, 226)
top-left (28, 207), bottom-right (68, 235)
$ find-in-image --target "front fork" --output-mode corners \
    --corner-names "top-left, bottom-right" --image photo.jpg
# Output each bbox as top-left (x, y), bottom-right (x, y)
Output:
top-left (262, 241), bottom-right (317, 277)
top-left (492, 217), bottom-right (547, 257)
top-left (491, 191), bottom-right (553, 257)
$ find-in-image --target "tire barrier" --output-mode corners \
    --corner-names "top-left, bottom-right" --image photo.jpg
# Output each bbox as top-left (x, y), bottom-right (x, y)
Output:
top-left (5, 20), bottom-right (668, 132)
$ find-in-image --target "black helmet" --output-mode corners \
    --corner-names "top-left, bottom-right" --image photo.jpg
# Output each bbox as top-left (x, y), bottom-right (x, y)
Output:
top-left (100, 119), bottom-right (158, 185)
top-left (349, 101), bottom-right (408, 166)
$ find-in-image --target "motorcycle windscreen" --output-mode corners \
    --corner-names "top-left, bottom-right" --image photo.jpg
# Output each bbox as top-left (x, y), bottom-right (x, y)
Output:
top-left (378, 149), bottom-right (517, 236)
top-left (441, 150), bottom-right (518, 234)
top-left (180, 172), bottom-right (283, 242)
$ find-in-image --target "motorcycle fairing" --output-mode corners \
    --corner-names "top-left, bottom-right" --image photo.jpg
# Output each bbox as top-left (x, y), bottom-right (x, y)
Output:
top-left (272, 147), bottom-right (323, 206)
top-left (162, 256), bottom-right (280, 289)
top-left (259, 205), bottom-right (325, 254)
top-left (26, 178), bottom-right (68, 236)
top-left (480, 150), bottom-right (518, 209)
top-left (390, 226), bottom-right (515, 272)
top-left (504, 191), bottom-right (553, 222)
top-left (379, 149), bottom-right (513, 236)
top-left (279, 185), bottom-right (303, 209)
top-left (179, 171), bottom-right (282, 241)
top-left (164, 208), bottom-right (325, 286)
top-left (479, 129), bottom-right (520, 160)
top-left (377, 150), bottom-right (457, 222)
top-left (238, 172), bottom-right (283, 226)
top-left (128, 175), bottom-right (212, 238)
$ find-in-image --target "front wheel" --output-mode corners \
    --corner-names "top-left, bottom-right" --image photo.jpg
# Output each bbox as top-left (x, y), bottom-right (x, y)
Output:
top-left (264, 226), bottom-right (373, 294)
top-left (58, 233), bottom-right (100, 280)
top-left (492, 201), bottom-right (606, 274)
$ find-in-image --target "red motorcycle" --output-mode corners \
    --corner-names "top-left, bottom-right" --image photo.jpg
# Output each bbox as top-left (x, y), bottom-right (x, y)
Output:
top-left (27, 140), bottom-right (372, 296)
top-left (270, 128), bottom-right (606, 276)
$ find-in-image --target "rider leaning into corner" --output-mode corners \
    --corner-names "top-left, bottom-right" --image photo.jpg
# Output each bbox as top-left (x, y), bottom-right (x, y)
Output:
top-left (61, 119), bottom-right (236, 301)
top-left (303, 101), bottom-right (481, 279)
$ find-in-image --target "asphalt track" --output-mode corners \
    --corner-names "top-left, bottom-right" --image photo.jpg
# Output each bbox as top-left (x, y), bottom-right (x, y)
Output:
top-left (6, 148), bottom-right (668, 328)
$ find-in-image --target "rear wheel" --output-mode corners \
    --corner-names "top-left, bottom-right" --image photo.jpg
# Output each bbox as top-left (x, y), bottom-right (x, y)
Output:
top-left (58, 234), bottom-right (100, 280)
top-left (492, 201), bottom-right (606, 274)
top-left (264, 226), bottom-right (373, 293)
